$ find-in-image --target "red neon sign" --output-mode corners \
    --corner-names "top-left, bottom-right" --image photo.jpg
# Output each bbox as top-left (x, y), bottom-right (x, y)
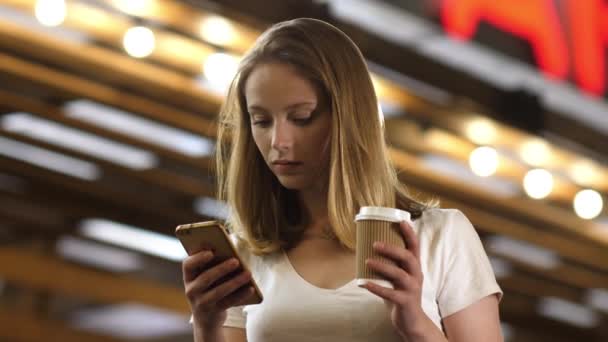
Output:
top-left (440, 0), bottom-right (607, 96)
top-left (566, 0), bottom-right (608, 96)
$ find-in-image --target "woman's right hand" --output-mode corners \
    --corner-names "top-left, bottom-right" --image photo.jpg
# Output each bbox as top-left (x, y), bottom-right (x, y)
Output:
top-left (182, 250), bottom-right (256, 330)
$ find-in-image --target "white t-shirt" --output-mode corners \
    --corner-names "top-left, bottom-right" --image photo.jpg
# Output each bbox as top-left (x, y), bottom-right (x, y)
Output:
top-left (196, 208), bottom-right (502, 341)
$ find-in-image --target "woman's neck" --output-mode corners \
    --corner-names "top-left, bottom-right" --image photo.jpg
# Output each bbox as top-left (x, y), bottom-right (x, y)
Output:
top-left (297, 187), bottom-right (329, 234)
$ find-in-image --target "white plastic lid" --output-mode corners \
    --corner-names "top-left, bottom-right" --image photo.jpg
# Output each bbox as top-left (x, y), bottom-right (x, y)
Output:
top-left (355, 206), bottom-right (411, 222)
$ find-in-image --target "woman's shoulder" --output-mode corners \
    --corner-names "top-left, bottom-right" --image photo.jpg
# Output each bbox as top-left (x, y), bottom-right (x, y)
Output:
top-left (414, 207), bottom-right (476, 242)
top-left (416, 207), bottom-right (469, 228)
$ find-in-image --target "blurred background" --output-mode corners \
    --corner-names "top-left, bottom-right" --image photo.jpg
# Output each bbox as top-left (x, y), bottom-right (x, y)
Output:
top-left (0, 0), bottom-right (606, 341)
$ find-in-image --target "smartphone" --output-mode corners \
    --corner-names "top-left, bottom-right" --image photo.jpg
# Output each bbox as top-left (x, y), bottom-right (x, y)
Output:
top-left (175, 220), bottom-right (263, 305)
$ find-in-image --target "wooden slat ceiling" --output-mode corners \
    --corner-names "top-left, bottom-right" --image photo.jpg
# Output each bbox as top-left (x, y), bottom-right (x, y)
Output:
top-left (0, 0), bottom-right (606, 341)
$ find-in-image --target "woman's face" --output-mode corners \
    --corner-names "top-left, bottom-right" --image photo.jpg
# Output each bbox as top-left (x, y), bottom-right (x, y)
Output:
top-left (245, 62), bottom-right (331, 191)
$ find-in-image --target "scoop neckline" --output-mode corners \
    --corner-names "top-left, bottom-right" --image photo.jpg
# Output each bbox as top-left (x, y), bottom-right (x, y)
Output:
top-left (280, 250), bottom-right (357, 293)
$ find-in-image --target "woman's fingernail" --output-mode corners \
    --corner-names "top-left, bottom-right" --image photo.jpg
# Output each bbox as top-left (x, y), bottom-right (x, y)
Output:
top-left (373, 242), bottom-right (383, 249)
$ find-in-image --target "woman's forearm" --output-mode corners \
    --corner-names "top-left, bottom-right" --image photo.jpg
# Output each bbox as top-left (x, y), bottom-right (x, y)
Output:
top-left (193, 323), bottom-right (226, 342)
top-left (401, 315), bottom-right (448, 342)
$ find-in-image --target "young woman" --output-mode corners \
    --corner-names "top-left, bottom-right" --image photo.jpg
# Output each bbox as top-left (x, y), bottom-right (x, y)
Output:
top-left (182, 18), bottom-right (503, 342)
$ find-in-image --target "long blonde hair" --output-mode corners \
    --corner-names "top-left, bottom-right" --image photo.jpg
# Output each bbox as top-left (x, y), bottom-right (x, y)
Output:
top-left (216, 18), bottom-right (437, 255)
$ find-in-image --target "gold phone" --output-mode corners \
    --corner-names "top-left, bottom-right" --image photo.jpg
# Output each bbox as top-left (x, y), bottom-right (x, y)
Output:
top-left (175, 220), bottom-right (263, 305)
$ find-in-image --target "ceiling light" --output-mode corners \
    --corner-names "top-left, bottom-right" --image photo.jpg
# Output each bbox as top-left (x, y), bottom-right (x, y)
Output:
top-left (202, 52), bottom-right (239, 93)
top-left (0, 4), bottom-right (88, 44)
top-left (500, 322), bottom-right (514, 341)
top-left (35, 0), bottom-right (66, 27)
top-left (70, 303), bottom-right (190, 339)
top-left (421, 154), bottom-right (519, 197)
top-left (64, 100), bottom-right (214, 157)
top-left (569, 159), bottom-right (599, 186)
top-left (56, 236), bottom-right (143, 272)
top-left (573, 189), bottom-right (603, 220)
top-left (193, 197), bottom-right (230, 220)
top-left (79, 218), bottom-right (186, 262)
top-left (0, 136), bottom-right (100, 180)
top-left (538, 297), bottom-right (599, 328)
top-left (328, 0), bottom-right (434, 45)
top-left (523, 169), bottom-right (553, 199)
top-left (469, 146), bottom-right (499, 177)
top-left (520, 138), bottom-right (551, 166)
top-left (200, 16), bottom-right (236, 46)
top-left (110, 0), bottom-right (151, 16)
top-left (585, 288), bottom-right (608, 314)
top-left (485, 235), bottom-right (560, 269)
top-left (465, 118), bottom-right (497, 145)
top-left (488, 256), bottom-right (512, 279)
top-left (2, 112), bottom-right (158, 170)
top-left (123, 26), bottom-right (155, 58)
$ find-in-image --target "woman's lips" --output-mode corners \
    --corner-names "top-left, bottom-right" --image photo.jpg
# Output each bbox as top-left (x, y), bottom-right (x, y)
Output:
top-left (272, 162), bottom-right (302, 174)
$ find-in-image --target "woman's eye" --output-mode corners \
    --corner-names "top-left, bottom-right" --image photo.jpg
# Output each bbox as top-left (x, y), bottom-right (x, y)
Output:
top-left (252, 120), bottom-right (271, 127)
top-left (292, 116), bottom-right (312, 125)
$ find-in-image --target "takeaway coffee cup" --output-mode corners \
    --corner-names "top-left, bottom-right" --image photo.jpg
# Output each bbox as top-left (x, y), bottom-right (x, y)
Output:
top-left (355, 206), bottom-right (411, 289)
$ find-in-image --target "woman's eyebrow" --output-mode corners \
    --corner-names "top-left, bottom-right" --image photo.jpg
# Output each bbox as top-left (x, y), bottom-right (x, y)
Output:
top-left (248, 101), bottom-right (316, 113)
top-left (247, 105), bottom-right (269, 114)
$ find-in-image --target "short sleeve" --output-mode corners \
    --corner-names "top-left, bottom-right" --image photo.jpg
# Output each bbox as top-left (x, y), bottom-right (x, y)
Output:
top-left (436, 210), bottom-right (503, 317)
top-left (223, 305), bottom-right (246, 328)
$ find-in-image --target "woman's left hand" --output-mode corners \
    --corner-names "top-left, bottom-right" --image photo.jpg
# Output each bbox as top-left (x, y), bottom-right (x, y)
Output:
top-left (361, 220), bottom-right (427, 339)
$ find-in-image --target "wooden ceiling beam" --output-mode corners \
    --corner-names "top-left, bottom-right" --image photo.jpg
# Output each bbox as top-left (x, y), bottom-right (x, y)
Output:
top-left (499, 291), bottom-right (606, 341)
top-left (105, 0), bottom-right (260, 54)
top-left (0, 131), bottom-right (214, 198)
top-left (0, 308), bottom-right (128, 342)
top-left (0, 188), bottom-right (200, 237)
top-left (0, 246), bottom-right (190, 314)
top-left (0, 156), bottom-right (202, 230)
top-left (493, 253), bottom-right (608, 290)
top-left (389, 149), bottom-right (608, 265)
top-left (0, 52), bottom-right (216, 137)
top-left (0, 11), bottom-right (222, 115)
top-left (385, 118), bottom-right (582, 205)
top-left (440, 196), bottom-right (608, 272)
top-left (407, 181), bottom-right (608, 290)
top-left (0, 246), bottom-right (600, 340)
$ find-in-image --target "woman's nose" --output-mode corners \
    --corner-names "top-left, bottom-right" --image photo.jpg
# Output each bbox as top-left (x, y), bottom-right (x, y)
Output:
top-left (271, 121), bottom-right (293, 151)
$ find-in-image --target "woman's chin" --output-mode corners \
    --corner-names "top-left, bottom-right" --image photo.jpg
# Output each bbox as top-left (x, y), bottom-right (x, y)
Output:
top-left (275, 175), bottom-right (306, 190)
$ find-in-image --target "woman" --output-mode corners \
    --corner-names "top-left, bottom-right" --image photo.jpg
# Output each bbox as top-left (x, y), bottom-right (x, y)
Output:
top-left (182, 18), bottom-right (503, 341)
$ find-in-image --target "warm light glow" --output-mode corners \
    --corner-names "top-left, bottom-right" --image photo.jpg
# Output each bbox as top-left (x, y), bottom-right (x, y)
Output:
top-left (200, 16), bottom-right (236, 46)
top-left (469, 146), bottom-right (498, 177)
top-left (377, 102), bottom-right (385, 128)
top-left (123, 26), bottom-right (155, 58)
top-left (569, 160), bottom-right (598, 186)
top-left (111, 0), bottom-right (150, 16)
top-left (520, 138), bottom-right (551, 166)
top-left (203, 52), bottom-right (239, 92)
top-left (370, 75), bottom-right (385, 97)
top-left (523, 169), bottom-right (554, 199)
top-left (35, 0), bottom-right (67, 27)
top-left (465, 118), bottom-right (497, 145)
top-left (574, 189), bottom-right (603, 220)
